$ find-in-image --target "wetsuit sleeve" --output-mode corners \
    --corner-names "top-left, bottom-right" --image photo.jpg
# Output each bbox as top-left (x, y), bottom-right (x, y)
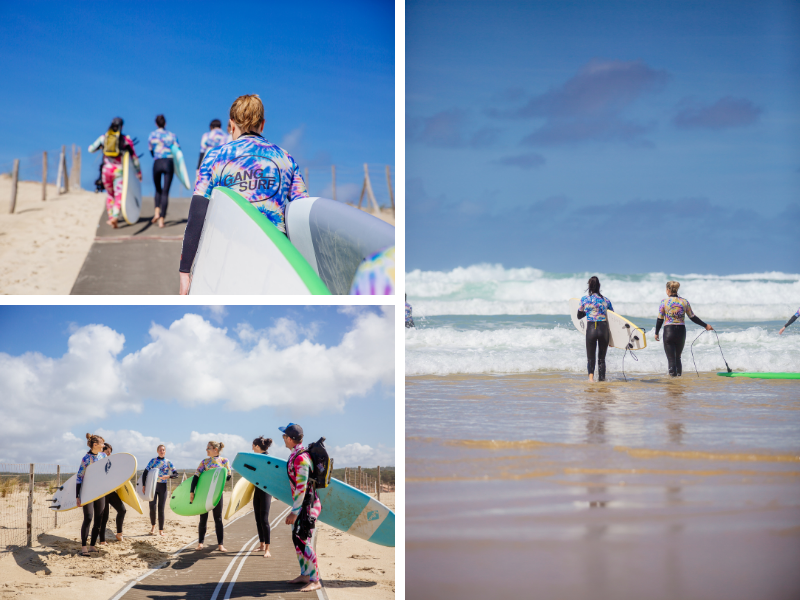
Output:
top-left (88, 135), bottom-right (104, 153)
top-left (142, 468), bottom-right (150, 486)
top-left (76, 482), bottom-right (82, 496)
top-left (577, 310), bottom-right (586, 319)
top-left (179, 195), bottom-right (209, 273)
top-left (197, 152), bottom-right (204, 169)
top-left (190, 475), bottom-right (199, 494)
top-left (148, 133), bottom-right (155, 157)
top-left (656, 318), bottom-right (664, 336)
top-left (291, 455), bottom-right (312, 515)
top-left (784, 314), bottom-right (798, 329)
top-left (689, 315), bottom-right (708, 328)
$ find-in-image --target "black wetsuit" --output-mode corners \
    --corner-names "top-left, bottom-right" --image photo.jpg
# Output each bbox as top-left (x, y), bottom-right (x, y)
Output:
top-left (253, 487), bottom-right (273, 544)
top-left (656, 309), bottom-right (708, 377)
top-left (153, 158), bottom-right (174, 218)
top-left (191, 471), bottom-right (230, 545)
top-left (99, 491), bottom-right (126, 542)
top-left (584, 320), bottom-right (610, 380)
top-left (142, 468), bottom-right (169, 530)
top-left (80, 498), bottom-right (106, 546)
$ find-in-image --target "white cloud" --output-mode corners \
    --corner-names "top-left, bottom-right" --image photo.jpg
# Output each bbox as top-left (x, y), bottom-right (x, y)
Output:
top-left (280, 125), bottom-right (306, 156)
top-left (202, 305), bottom-right (228, 323)
top-left (236, 316), bottom-right (320, 347)
top-left (331, 442), bottom-right (395, 468)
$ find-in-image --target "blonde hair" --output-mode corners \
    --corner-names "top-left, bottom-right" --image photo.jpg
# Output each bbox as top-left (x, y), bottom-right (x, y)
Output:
top-left (86, 433), bottom-right (104, 449)
top-left (207, 440), bottom-right (225, 452)
top-left (229, 94), bottom-right (264, 133)
top-left (666, 281), bottom-right (680, 296)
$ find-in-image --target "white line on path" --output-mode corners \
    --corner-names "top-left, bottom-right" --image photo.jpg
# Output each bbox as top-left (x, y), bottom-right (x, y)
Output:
top-left (209, 533), bottom-right (261, 600)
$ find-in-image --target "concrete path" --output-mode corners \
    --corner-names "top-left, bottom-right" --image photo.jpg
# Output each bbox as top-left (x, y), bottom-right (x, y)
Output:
top-left (112, 500), bottom-right (328, 600)
top-left (71, 197), bottom-right (189, 295)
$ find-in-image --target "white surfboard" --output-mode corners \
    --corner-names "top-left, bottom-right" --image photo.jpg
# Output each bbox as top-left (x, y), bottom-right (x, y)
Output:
top-left (120, 151), bottom-right (142, 225)
top-left (50, 453), bottom-right (138, 512)
top-left (569, 298), bottom-right (647, 350)
top-left (135, 468), bottom-right (157, 502)
top-left (189, 187), bottom-right (330, 295)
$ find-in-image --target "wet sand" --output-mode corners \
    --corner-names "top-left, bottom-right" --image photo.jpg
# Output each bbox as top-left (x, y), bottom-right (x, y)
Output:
top-left (406, 372), bottom-right (800, 600)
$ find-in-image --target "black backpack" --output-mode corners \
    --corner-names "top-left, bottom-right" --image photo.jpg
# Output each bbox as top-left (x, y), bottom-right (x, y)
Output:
top-left (289, 437), bottom-right (333, 489)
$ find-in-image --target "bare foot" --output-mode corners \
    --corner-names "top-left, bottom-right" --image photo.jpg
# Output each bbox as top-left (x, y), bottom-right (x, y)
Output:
top-left (116, 533), bottom-right (124, 542)
top-left (99, 541), bottom-right (108, 546)
top-left (588, 373), bottom-right (594, 382)
top-left (217, 545), bottom-right (227, 552)
top-left (88, 546), bottom-right (98, 553)
top-left (264, 547), bottom-right (271, 558)
top-left (289, 575), bottom-right (311, 584)
top-left (158, 531), bottom-right (165, 536)
top-left (151, 208), bottom-right (161, 223)
top-left (158, 216), bottom-right (165, 228)
top-left (300, 581), bottom-right (322, 592)
top-left (196, 543), bottom-right (204, 550)
top-left (150, 527), bottom-right (156, 535)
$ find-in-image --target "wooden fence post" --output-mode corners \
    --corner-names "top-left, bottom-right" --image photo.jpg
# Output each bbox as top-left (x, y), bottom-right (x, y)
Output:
top-left (75, 147), bottom-right (81, 190)
top-left (331, 165), bottom-right (336, 201)
top-left (27, 464), bottom-right (34, 547)
top-left (41, 151), bottom-right (47, 201)
top-left (385, 166), bottom-right (394, 210)
top-left (9, 159), bottom-right (19, 214)
top-left (358, 164), bottom-right (380, 213)
top-left (357, 466), bottom-right (362, 491)
top-left (55, 465), bottom-right (60, 528)
top-left (377, 466), bottom-right (381, 501)
top-left (62, 145), bottom-right (69, 193)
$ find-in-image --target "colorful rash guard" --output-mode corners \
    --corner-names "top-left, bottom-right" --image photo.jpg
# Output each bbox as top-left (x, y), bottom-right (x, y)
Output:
top-left (349, 246), bottom-right (395, 295)
top-left (89, 133), bottom-right (140, 219)
top-left (193, 134), bottom-right (308, 233)
top-left (76, 451), bottom-right (106, 485)
top-left (200, 128), bottom-right (230, 152)
top-left (405, 301), bottom-right (414, 327)
top-left (148, 128), bottom-right (179, 159)
top-left (287, 444), bottom-right (321, 582)
top-left (658, 296), bottom-right (695, 325)
top-left (194, 456), bottom-right (230, 477)
top-left (579, 294), bottom-right (614, 322)
top-left (145, 457), bottom-right (178, 483)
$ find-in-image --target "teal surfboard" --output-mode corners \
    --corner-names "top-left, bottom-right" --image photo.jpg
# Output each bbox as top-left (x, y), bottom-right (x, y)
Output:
top-left (718, 372), bottom-right (800, 380)
top-left (170, 143), bottom-right (191, 189)
top-left (233, 452), bottom-right (394, 547)
top-left (169, 467), bottom-right (227, 516)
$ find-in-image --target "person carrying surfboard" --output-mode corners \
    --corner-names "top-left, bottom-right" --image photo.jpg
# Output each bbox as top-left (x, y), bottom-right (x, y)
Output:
top-left (252, 436), bottom-right (274, 557)
top-left (779, 307), bottom-right (800, 335)
top-left (577, 276), bottom-right (614, 382)
top-left (76, 433), bottom-right (106, 556)
top-left (191, 441), bottom-right (230, 551)
top-left (142, 444), bottom-right (178, 536)
top-left (178, 93), bottom-right (309, 294)
top-left (654, 281), bottom-right (714, 377)
top-left (198, 119), bottom-right (230, 169)
top-left (88, 118), bottom-right (141, 229)
top-left (148, 115), bottom-right (180, 228)
top-left (98, 442), bottom-right (127, 544)
top-left (280, 423), bottom-right (322, 593)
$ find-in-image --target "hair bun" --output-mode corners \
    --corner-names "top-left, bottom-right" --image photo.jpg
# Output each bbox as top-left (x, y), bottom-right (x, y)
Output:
top-left (85, 433), bottom-right (92, 440)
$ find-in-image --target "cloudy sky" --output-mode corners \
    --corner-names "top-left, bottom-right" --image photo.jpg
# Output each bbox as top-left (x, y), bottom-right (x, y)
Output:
top-left (0, 305), bottom-right (394, 469)
top-left (407, 0), bottom-right (799, 274)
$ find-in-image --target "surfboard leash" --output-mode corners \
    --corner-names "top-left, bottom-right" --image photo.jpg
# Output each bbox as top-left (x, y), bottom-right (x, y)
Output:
top-left (691, 329), bottom-right (732, 377)
top-left (621, 323), bottom-right (640, 382)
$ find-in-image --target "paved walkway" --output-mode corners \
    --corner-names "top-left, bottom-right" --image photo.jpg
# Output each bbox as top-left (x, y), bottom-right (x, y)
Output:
top-left (71, 197), bottom-right (189, 295)
top-left (112, 500), bottom-right (327, 600)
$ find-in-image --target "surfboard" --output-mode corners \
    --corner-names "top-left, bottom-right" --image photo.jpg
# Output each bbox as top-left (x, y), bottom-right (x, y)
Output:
top-left (120, 151), bottom-right (142, 225)
top-left (285, 197), bottom-right (395, 295)
top-left (224, 477), bottom-right (255, 520)
top-left (135, 469), bottom-right (157, 502)
top-left (233, 452), bottom-right (395, 547)
top-left (49, 453), bottom-right (138, 512)
top-left (718, 372), bottom-right (800, 379)
top-left (188, 187), bottom-right (331, 295)
top-left (115, 479), bottom-right (143, 514)
top-left (169, 467), bottom-right (228, 516)
top-left (569, 298), bottom-right (647, 350)
top-left (170, 143), bottom-right (191, 189)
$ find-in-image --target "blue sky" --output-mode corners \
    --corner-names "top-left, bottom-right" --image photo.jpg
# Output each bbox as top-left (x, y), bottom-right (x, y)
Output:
top-left (0, 0), bottom-right (394, 197)
top-left (0, 305), bottom-right (395, 468)
top-left (407, 0), bottom-right (799, 274)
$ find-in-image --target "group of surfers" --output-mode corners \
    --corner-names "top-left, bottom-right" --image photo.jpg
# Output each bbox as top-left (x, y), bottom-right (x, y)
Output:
top-left (88, 94), bottom-right (394, 296)
top-left (74, 422), bottom-right (322, 593)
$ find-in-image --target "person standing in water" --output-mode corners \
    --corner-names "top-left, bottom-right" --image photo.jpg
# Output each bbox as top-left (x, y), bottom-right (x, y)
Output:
top-left (76, 433), bottom-right (106, 556)
top-left (179, 94), bottom-right (309, 294)
top-left (148, 115), bottom-right (179, 228)
top-left (251, 436), bottom-right (274, 558)
top-left (191, 440), bottom-right (230, 552)
top-left (779, 308), bottom-right (800, 334)
top-left (654, 280), bottom-right (714, 377)
top-left (141, 444), bottom-right (178, 536)
top-left (198, 119), bottom-right (230, 168)
top-left (405, 294), bottom-right (415, 328)
top-left (577, 276), bottom-right (614, 382)
top-left (88, 118), bottom-right (141, 228)
top-left (98, 442), bottom-right (126, 544)
top-left (281, 423), bottom-right (322, 593)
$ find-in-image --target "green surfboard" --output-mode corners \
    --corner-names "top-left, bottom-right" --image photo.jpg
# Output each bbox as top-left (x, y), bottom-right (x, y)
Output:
top-left (718, 372), bottom-right (800, 380)
top-left (169, 468), bottom-right (227, 516)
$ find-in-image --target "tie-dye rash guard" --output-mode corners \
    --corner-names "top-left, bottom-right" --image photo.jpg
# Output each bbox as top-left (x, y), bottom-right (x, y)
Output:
top-left (193, 135), bottom-right (308, 233)
top-left (200, 128), bottom-right (230, 152)
top-left (76, 452), bottom-right (107, 485)
top-left (349, 246), bottom-right (395, 295)
top-left (194, 456), bottom-right (230, 477)
top-left (148, 129), bottom-right (178, 159)
top-left (658, 297), bottom-right (695, 325)
top-left (146, 457), bottom-right (178, 483)
top-left (579, 294), bottom-right (614, 322)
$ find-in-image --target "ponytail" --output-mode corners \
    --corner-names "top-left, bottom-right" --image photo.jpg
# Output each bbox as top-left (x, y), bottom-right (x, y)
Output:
top-left (586, 276), bottom-right (602, 297)
top-left (253, 436), bottom-right (273, 452)
top-left (86, 433), bottom-right (103, 449)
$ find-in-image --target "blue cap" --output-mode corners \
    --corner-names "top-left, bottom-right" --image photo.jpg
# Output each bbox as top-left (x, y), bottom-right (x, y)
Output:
top-left (279, 423), bottom-right (303, 440)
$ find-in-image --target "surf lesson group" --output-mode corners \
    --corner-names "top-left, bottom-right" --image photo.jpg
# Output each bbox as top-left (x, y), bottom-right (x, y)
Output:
top-left (89, 93), bottom-right (396, 296)
top-left (60, 423), bottom-right (333, 593)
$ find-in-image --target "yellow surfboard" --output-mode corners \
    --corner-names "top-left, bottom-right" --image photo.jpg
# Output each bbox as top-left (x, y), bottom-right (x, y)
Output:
top-left (224, 477), bottom-right (255, 520)
top-left (115, 479), bottom-right (143, 514)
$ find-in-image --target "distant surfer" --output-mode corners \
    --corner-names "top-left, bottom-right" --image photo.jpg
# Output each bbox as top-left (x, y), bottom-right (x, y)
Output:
top-left (252, 436), bottom-right (274, 557)
top-left (349, 246), bottom-right (395, 295)
top-left (88, 118), bottom-right (141, 229)
top-left (405, 294), bottom-right (415, 328)
top-left (779, 308), bottom-right (799, 335)
top-left (191, 441), bottom-right (230, 552)
top-left (281, 423), bottom-right (322, 593)
top-left (98, 442), bottom-right (126, 544)
top-left (142, 444), bottom-right (178, 536)
top-left (178, 94), bottom-right (309, 294)
top-left (76, 433), bottom-right (107, 556)
top-left (198, 118), bottom-right (230, 168)
top-left (148, 115), bottom-right (179, 228)
top-left (654, 281), bottom-right (714, 377)
top-left (577, 276), bottom-right (614, 382)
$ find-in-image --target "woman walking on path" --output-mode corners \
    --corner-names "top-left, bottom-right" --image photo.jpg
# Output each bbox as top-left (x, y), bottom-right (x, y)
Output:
top-left (191, 441), bottom-right (230, 552)
top-left (251, 436), bottom-right (274, 557)
top-left (98, 442), bottom-right (126, 544)
top-left (198, 118), bottom-right (230, 168)
top-left (142, 444), bottom-right (178, 536)
top-left (88, 117), bottom-right (141, 228)
top-left (148, 115), bottom-right (178, 228)
top-left (76, 433), bottom-right (106, 556)
top-left (577, 276), bottom-right (614, 382)
top-left (779, 308), bottom-right (800, 334)
top-left (654, 280), bottom-right (714, 377)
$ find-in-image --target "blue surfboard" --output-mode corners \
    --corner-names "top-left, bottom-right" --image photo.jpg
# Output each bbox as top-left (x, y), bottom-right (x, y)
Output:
top-left (232, 452), bottom-right (394, 547)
